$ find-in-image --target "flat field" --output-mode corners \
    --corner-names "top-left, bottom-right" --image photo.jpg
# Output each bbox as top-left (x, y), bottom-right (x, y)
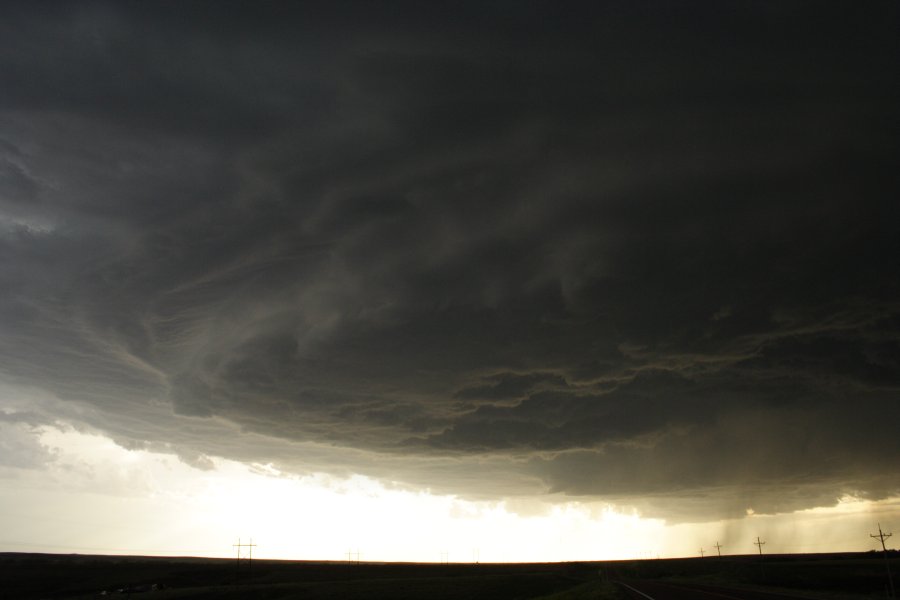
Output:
top-left (0, 551), bottom-right (895, 599)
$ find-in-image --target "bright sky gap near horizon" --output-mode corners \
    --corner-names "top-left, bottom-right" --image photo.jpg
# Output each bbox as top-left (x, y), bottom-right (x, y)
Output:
top-left (0, 2), bottom-right (898, 562)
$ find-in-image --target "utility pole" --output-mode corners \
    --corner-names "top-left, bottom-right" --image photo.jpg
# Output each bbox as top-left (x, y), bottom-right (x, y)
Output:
top-left (754, 536), bottom-right (766, 556)
top-left (347, 549), bottom-right (360, 565)
top-left (233, 538), bottom-right (257, 585)
top-left (714, 541), bottom-right (723, 557)
top-left (754, 536), bottom-right (767, 581)
top-left (700, 548), bottom-right (705, 558)
top-left (871, 524), bottom-right (895, 599)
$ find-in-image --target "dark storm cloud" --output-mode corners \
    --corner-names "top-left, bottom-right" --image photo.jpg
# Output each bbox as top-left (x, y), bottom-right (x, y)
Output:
top-left (0, 1), bottom-right (898, 520)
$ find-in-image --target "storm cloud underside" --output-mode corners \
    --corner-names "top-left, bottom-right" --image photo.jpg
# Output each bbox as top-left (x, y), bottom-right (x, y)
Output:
top-left (1, 2), bottom-right (898, 521)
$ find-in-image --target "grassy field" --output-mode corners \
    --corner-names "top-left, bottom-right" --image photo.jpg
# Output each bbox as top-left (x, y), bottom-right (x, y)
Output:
top-left (0, 551), bottom-right (895, 599)
top-left (612, 552), bottom-right (900, 599)
top-left (0, 555), bottom-right (618, 600)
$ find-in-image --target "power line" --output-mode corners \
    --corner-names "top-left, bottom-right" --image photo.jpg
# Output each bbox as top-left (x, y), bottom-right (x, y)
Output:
top-left (754, 536), bottom-right (767, 581)
top-left (233, 538), bottom-right (256, 586)
top-left (713, 541), bottom-right (723, 557)
top-left (871, 524), bottom-right (895, 599)
top-left (754, 536), bottom-right (766, 556)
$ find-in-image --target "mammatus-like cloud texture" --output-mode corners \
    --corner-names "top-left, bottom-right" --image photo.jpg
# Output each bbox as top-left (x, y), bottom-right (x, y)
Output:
top-left (0, 2), bottom-right (898, 521)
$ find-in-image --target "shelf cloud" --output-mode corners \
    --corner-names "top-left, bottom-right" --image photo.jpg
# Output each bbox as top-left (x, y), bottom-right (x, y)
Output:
top-left (1, 1), bottom-right (898, 522)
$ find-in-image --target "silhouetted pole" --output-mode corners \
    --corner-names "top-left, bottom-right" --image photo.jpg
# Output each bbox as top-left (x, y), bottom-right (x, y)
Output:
top-left (871, 524), bottom-right (895, 599)
top-left (700, 548), bottom-right (705, 558)
top-left (714, 541), bottom-right (723, 557)
top-left (754, 536), bottom-right (766, 556)
top-left (233, 538), bottom-right (257, 585)
top-left (753, 536), bottom-right (766, 581)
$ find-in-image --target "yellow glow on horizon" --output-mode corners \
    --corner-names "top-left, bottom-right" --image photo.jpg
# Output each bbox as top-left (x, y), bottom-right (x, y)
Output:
top-left (0, 424), bottom-right (896, 562)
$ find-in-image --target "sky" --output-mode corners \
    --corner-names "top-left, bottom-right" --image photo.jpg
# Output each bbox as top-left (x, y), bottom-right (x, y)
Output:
top-left (0, 1), bottom-right (898, 561)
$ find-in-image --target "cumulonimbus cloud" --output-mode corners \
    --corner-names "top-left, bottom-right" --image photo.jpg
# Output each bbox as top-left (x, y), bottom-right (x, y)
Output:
top-left (0, 1), bottom-right (898, 521)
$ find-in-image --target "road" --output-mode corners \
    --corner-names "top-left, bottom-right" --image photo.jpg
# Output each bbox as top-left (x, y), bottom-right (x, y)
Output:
top-left (619, 580), bottom-right (822, 600)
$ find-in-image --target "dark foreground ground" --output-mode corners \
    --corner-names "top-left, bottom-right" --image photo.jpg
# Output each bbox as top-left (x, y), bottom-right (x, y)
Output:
top-left (0, 551), bottom-right (896, 599)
